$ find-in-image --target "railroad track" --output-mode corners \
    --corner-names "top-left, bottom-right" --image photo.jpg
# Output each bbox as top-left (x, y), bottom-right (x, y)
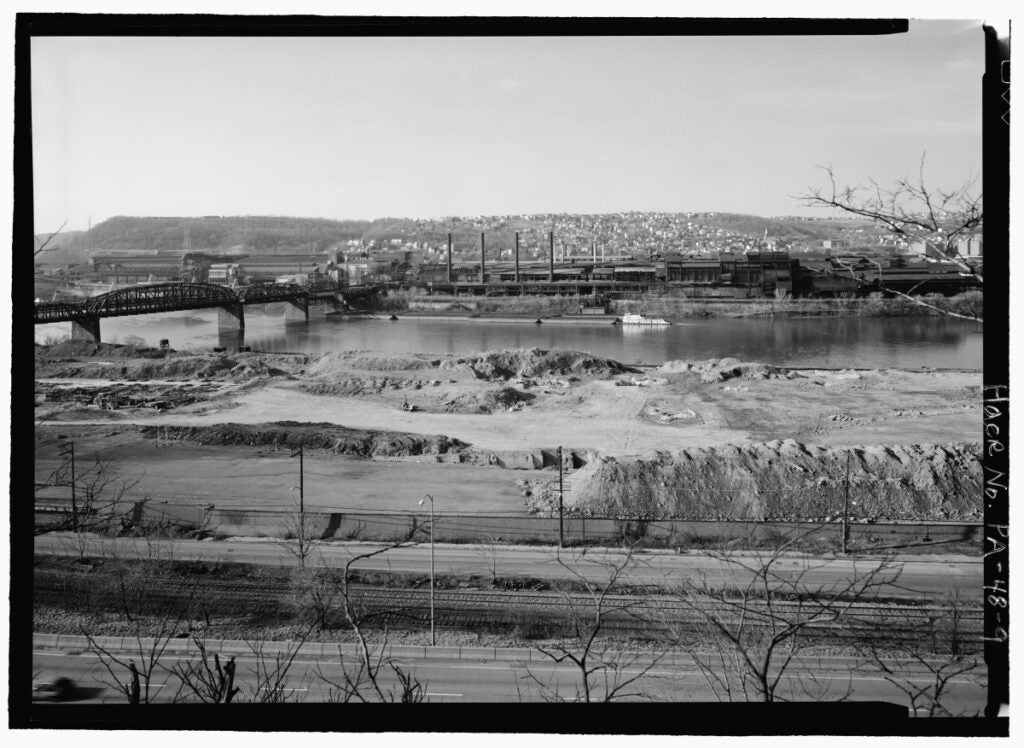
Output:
top-left (34, 568), bottom-right (982, 651)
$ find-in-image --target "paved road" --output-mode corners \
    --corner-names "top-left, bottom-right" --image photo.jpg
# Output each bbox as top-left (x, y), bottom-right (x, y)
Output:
top-left (30, 635), bottom-right (985, 711)
top-left (34, 533), bottom-right (981, 599)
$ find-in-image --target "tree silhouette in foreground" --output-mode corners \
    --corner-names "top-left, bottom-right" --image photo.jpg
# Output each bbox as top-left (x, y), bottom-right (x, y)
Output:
top-left (798, 156), bottom-right (983, 322)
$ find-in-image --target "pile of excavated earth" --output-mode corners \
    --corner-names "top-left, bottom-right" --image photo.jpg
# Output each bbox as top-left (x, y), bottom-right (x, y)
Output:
top-left (34, 342), bottom-right (982, 522)
top-left (523, 441), bottom-right (982, 522)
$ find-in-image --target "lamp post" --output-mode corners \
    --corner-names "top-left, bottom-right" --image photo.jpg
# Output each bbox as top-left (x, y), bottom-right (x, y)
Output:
top-left (418, 493), bottom-right (435, 645)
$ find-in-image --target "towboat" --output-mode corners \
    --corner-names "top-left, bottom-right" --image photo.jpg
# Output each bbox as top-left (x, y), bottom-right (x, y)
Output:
top-left (620, 312), bottom-right (670, 325)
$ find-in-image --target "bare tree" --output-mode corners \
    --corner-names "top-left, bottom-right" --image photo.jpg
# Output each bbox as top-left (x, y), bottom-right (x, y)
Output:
top-left (34, 220), bottom-right (68, 256)
top-left (81, 537), bottom-right (192, 704)
top-left (518, 545), bottom-right (664, 703)
top-left (35, 453), bottom-right (142, 542)
top-left (170, 634), bottom-right (242, 704)
top-left (294, 567), bottom-right (344, 632)
top-left (799, 157), bottom-right (982, 271)
top-left (661, 535), bottom-right (900, 703)
top-left (797, 157), bottom-right (983, 321)
top-left (274, 499), bottom-right (319, 568)
top-left (246, 628), bottom-right (316, 704)
top-left (313, 529), bottom-right (428, 703)
top-left (478, 535), bottom-right (500, 585)
top-left (858, 592), bottom-right (984, 717)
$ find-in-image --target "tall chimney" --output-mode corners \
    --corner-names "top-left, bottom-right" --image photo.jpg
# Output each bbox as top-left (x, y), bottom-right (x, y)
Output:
top-left (480, 232), bottom-right (486, 284)
top-left (549, 231), bottom-right (555, 282)
top-left (592, 241), bottom-right (597, 263)
top-left (447, 233), bottom-right (453, 284)
top-left (514, 232), bottom-right (520, 283)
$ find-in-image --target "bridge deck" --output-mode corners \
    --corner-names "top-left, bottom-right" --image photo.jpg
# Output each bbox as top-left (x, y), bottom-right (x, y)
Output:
top-left (33, 282), bottom-right (384, 324)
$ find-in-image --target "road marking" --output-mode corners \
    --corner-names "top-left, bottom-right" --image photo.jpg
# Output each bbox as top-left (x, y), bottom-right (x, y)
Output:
top-left (34, 651), bottom-right (982, 687)
top-left (424, 692), bottom-right (463, 697)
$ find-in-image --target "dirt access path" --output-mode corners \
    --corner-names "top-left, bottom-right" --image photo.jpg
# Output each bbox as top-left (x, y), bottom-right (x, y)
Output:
top-left (39, 367), bottom-right (980, 458)
top-left (41, 381), bottom-right (749, 456)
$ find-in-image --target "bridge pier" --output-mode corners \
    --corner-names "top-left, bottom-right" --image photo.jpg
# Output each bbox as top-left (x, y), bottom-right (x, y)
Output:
top-left (218, 303), bottom-right (245, 334)
top-left (284, 298), bottom-right (309, 323)
top-left (217, 329), bottom-right (245, 350)
top-left (71, 316), bottom-right (101, 342)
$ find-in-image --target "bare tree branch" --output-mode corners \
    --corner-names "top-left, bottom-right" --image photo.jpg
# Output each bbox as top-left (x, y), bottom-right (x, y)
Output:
top-left (35, 220), bottom-right (68, 257)
top-left (795, 157), bottom-right (983, 283)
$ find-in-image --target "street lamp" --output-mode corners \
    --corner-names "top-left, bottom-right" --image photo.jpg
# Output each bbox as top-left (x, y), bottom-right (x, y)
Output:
top-left (418, 493), bottom-right (435, 646)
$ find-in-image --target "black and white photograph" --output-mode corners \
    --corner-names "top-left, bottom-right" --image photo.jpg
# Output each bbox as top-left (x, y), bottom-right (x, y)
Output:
top-left (10, 9), bottom-right (1011, 737)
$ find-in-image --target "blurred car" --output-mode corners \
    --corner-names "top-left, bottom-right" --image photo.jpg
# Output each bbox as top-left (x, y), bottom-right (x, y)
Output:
top-left (32, 676), bottom-right (75, 701)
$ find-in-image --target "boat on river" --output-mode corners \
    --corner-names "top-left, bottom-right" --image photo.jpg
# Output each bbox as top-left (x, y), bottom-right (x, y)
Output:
top-left (619, 312), bottom-right (670, 325)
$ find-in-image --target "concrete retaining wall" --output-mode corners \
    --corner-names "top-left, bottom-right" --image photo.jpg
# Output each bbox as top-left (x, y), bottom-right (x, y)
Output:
top-left (36, 500), bottom-right (982, 547)
top-left (201, 509), bottom-right (981, 547)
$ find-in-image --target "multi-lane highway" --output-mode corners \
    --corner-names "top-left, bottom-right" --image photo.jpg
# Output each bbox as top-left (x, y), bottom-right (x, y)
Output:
top-left (30, 634), bottom-right (985, 711)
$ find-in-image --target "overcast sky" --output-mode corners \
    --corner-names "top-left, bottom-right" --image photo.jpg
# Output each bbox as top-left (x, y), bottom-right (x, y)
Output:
top-left (30, 20), bottom-right (985, 233)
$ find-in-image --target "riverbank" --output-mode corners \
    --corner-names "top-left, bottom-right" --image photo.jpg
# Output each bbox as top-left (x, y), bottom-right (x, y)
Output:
top-left (376, 290), bottom-right (984, 321)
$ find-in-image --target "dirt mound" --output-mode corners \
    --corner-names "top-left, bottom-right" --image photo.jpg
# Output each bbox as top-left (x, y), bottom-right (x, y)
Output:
top-left (441, 348), bottom-right (630, 381)
top-left (442, 387), bottom-right (535, 414)
top-left (658, 358), bottom-right (790, 382)
top-left (530, 441), bottom-right (981, 522)
top-left (139, 422), bottom-right (468, 457)
top-left (299, 377), bottom-right (420, 396)
top-left (36, 340), bottom-right (169, 360)
top-left (306, 352), bottom-right (439, 377)
top-left (35, 353), bottom-right (289, 382)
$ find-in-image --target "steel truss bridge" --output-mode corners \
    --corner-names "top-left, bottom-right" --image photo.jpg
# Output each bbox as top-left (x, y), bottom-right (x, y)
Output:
top-left (33, 282), bottom-right (384, 341)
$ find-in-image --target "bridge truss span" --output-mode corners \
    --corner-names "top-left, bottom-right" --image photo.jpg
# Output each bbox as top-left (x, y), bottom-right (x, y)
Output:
top-left (237, 282), bottom-right (309, 305)
top-left (86, 282), bottom-right (240, 319)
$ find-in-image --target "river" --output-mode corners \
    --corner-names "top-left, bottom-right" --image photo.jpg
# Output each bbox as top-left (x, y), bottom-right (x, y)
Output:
top-left (35, 308), bottom-right (983, 369)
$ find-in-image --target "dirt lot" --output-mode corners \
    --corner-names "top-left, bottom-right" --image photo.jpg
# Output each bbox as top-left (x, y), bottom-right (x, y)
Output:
top-left (34, 344), bottom-right (982, 519)
top-left (34, 428), bottom-right (545, 514)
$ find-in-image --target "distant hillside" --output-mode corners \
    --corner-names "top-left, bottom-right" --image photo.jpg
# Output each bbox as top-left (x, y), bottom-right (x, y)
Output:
top-left (37, 212), bottom-right (889, 262)
top-left (703, 213), bottom-right (879, 241)
top-left (33, 230), bottom-right (90, 265)
top-left (61, 216), bottom-right (372, 254)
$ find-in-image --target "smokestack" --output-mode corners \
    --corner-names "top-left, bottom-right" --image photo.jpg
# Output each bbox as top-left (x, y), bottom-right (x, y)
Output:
top-left (592, 241), bottom-right (597, 263)
top-left (514, 232), bottom-right (520, 283)
top-left (561, 241), bottom-right (566, 264)
top-left (447, 233), bottom-right (453, 284)
top-left (480, 232), bottom-right (486, 284)
top-left (549, 231), bottom-right (555, 282)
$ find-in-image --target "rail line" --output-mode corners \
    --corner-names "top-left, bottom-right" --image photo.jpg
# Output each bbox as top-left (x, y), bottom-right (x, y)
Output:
top-left (34, 569), bottom-right (981, 651)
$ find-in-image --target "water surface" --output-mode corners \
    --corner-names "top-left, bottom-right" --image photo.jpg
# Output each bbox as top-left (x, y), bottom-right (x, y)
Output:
top-left (35, 309), bottom-right (983, 370)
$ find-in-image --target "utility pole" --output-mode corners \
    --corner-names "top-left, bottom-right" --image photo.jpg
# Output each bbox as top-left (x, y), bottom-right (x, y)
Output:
top-left (58, 441), bottom-right (77, 532)
top-left (841, 450), bottom-right (851, 554)
top-left (558, 446), bottom-right (565, 548)
top-left (291, 443), bottom-right (304, 515)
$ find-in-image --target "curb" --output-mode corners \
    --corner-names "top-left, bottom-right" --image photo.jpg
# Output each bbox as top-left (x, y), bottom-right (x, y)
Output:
top-left (32, 634), bottom-right (659, 665)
